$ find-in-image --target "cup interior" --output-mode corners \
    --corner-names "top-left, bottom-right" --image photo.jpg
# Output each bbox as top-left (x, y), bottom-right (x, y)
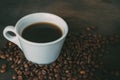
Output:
top-left (15, 13), bottom-right (68, 38)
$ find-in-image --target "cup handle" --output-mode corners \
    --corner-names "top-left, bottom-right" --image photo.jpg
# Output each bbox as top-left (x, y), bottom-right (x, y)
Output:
top-left (3, 26), bottom-right (22, 50)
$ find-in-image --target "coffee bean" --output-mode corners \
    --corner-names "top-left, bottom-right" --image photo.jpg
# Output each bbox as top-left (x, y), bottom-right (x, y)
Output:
top-left (0, 54), bottom-right (6, 59)
top-left (27, 61), bottom-right (33, 66)
top-left (0, 69), bottom-right (6, 73)
top-left (24, 63), bottom-right (28, 68)
top-left (8, 57), bottom-right (12, 61)
top-left (80, 70), bottom-right (86, 75)
top-left (23, 71), bottom-right (29, 76)
top-left (5, 54), bottom-right (9, 58)
top-left (17, 70), bottom-right (22, 76)
top-left (42, 69), bottom-right (47, 75)
top-left (0, 26), bottom-right (120, 80)
top-left (1, 64), bottom-right (7, 69)
top-left (35, 69), bottom-right (39, 74)
top-left (86, 27), bottom-right (91, 31)
top-left (65, 70), bottom-right (70, 74)
top-left (17, 75), bottom-right (23, 80)
top-left (12, 74), bottom-right (17, 80)
top-left (8, 42), bottom-right (12, 46)
top-left (24, 67), bottom-right (29, 72)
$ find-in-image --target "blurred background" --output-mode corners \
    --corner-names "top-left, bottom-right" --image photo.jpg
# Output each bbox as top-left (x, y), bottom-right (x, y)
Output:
top-left (0, 0), bottom-right (120, 79)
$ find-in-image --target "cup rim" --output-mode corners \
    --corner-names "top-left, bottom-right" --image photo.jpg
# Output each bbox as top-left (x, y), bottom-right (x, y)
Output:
top-left (15, 12), bottom-right (68, 45)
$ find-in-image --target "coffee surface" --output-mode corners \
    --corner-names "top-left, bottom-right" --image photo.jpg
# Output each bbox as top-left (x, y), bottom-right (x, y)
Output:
top-left (22, 22), bottom-right (62, 43)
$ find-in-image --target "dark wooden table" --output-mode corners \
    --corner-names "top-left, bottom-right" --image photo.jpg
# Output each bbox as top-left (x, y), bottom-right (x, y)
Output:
top-left (0, 0), bottom-right (120, 80)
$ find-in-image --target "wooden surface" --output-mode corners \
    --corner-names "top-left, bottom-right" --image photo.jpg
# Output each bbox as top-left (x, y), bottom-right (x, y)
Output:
top-left (0, 0), bottom-right (120, 79)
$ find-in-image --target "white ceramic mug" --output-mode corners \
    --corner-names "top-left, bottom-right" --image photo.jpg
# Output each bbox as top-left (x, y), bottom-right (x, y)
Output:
top-left (3, 13), bottom-right (68, 64)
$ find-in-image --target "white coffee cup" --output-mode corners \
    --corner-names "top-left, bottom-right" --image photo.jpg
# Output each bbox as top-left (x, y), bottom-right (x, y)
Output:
top-left (3, 12), bottom-right (68, 64)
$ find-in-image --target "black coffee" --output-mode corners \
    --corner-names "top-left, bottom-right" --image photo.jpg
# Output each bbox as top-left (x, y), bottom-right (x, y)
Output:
top-left (22, 22), bottom-right (62, 43)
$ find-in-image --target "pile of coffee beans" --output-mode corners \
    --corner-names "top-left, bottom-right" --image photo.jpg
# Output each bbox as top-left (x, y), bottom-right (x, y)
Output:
top-left (0, 26), bottom-right (120, 80)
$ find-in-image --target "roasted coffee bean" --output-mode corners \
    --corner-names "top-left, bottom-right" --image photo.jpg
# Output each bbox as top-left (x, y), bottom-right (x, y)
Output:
top-left (1, 64), bottom-right (7, 69)
top-left (8, 42), bottom-right (12, 46)
top-left (0, 26), bottom-right (120, 80)
top-left (80, 70), bottom-right (86, 75)
top-left (27, 61), bottom-right (33, 66)
top-left (5, 53), bottom-right (9, 58)
top-left (23, 71), bottom-right (29, 76)
top-left (17, 75), bottom-right (23, 80)
top-left (0, 69), bottom-right (6, 73)
top-left (8, 57), bottom-right (12, 61)
top-left (12, 74), bottom-right (17, 80)
top-left (42, 69), bottom-right (47, 75)
top-left (17, 70), bottom-right (22, 76)
top-left (34, 69), bottom-right (39, 74)
top-left (24, 63), bottom-right (28, 68)
top-left (86, 27), bottom-right (91, 31)
top-left (0, 54), bottom-right (6, 59)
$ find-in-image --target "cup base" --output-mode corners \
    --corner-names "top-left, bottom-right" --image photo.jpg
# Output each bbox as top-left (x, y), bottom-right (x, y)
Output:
top-left (26, 57), bottom-right (57, 64)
